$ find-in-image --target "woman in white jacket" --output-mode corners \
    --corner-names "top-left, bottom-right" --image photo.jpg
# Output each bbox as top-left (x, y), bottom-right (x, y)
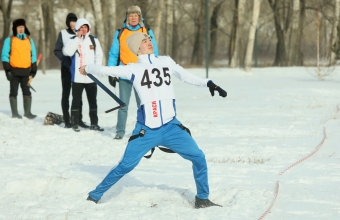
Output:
top-left (63, 18), bottom-right (104, 132)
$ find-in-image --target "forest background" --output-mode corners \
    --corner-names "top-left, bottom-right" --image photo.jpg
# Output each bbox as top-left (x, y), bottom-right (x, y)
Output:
top-left (0, 0), bottom-right (338, 74)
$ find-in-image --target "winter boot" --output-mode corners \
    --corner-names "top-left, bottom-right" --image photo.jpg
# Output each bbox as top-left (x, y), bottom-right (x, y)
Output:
top-left (71, 109), bottom-right (80, 132)
top-left (194, 196), bottom-right (222, 209)
top-left (90, 124), bottom-right (104, 132)
top-left (63, 112), bottom-right (72, 128)
top-left (9, 97), bottom-right (22, 119)
top-left (86, 195), bottom-right (98, 204)
top-left (23, 96), bottom-right (36, 119)
top-left (79, 120), bottom-right (90, 128)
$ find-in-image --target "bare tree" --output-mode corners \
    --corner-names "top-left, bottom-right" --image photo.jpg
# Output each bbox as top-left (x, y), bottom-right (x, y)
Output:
top-left (297, 0), bottom-right (305, 66)
top-left (210, 0), bottom-right (226, 64)
top-left (191, 0), bottom-right (206, 65)
top-left (229, 0), bottom-right (238, 65)
top-left (154, 0), bottom-right (164, 41)
top-left (230, 0), bottom-right (246, 68)
top-left (288, 0), bottom-right (300, 66)
top-left (136, 0), bottom-right (149, 26)
top-left (38, 0), bottom-right (46, 74)
top-left (91, 0), bottom-right (105, 65)
top-left (0, 0), bottom-right (13, 44)
top-left (165, 0), bottom-right (173, 56)
top-left (42, 0), bottom-right (56, 69)
top-left (244, 0), bottom-right (262, 72)
top-left (102, 0), bottom-right (116, 64)
top-left (330, 0), bottom-right (340, 64)
top-left (268, 0), bottom-right (288, 66)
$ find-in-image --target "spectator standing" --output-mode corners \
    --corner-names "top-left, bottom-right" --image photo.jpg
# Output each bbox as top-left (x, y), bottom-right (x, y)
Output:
top-left (63, 18), bottom-right (104, 132)
top-left (54, 13), bottom-right (88, 128)
top-left (107, 5), bottom-right (158, 139)
top-left (1, 18), bottom-right (37, 119)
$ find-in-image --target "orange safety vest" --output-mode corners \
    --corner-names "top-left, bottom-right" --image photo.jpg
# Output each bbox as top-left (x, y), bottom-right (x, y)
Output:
top-left (119, 28), bottom-right (148, 65)
top-left (9, 36), bottom-right (32, 68)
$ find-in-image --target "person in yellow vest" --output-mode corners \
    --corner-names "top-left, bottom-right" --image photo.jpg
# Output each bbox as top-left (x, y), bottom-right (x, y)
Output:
top-left (107, 5), bottom-right (158, 140)
top-left (2, 18), bottom-right (37, 119)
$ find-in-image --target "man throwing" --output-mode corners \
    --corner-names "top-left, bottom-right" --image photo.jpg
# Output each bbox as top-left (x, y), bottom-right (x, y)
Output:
top-left (79, 32), bottom-right (227, 209)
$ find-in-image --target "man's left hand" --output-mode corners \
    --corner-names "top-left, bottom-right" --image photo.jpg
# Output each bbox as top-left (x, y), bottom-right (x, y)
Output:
top-left (79, 65), bottom-right (87, 75)
top-left (207, 81), bottom-right (227, 98)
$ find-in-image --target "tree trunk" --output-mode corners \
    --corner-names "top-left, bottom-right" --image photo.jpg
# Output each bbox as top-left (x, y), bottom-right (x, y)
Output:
top-left (172, 5), bottom-right (178, 61)
top-left (288, 0), bottom-right (299, 66)
top-left (330, 0), bottom-right (340, 65)
top-left (137, 0), bottom-right (149, 26)
top-left (230, 0), bottom-right (246, 68)
top-left (297, 0), bottom-right (305, 65)
top-left (190, 0), bottom-right (205, 65)
top-left (165, 0), bottom-right (173, 56)
top-left (269, 0), bottom-right (287, 66)
top-left (42, 0), bottom-right (56, 69)
top-left (102, 0), bottom-right (116, 65)
top-left (38, 0), bottom-right (46, 74)
top-left (210, 0), bottom-right (226, 64)
top-left (244, 0), bottom-right (262, 72)
top-left (229, 0), bottom-right (238, 65)
top-left (91, 0), bottom-right (105, 65)
top-left (154, 0), bottom-right (164, 42)
top-left (0, 0), bottom-right (13, 44)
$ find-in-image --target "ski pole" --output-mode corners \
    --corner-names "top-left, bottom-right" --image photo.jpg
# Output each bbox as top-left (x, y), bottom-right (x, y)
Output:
top-left (87, 73), bottom-right (126, 113)
top-left (28, 53), bottom-right (42, 92)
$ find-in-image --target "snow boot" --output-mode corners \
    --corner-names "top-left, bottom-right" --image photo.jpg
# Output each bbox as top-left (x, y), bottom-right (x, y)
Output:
top-left (9, 97), bottom-right (22, 119)
top-left (79, 120), bottom-right (90, 128)
top-left (90, 124), bottom-right (104, 132)
top-left (72, 125), bottom-right (80, 132)
top-left (23, 96), bottom-right (36, 119)
top-left (194, 196), bottom-right (222, 209)
top-left (71, 109), bottom-right (80, 132)
top-left (86, 195), bottom-right (98, 204)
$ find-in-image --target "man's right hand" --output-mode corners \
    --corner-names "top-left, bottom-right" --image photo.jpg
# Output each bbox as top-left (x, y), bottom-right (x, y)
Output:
top-left (109, 76), bottom-right (118, 87)
top-left (6, 71), bottom-right (13, 81)
top-left (79, 65), bottom-right (87, 75)
top-left (77, 30), bottom-right (82, 38)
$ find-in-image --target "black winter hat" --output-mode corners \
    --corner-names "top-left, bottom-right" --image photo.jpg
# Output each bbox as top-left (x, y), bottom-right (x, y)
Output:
top-left (12, 18), bottom-right (30, 36)
top-left (66, 13), bottom-right (77, 29)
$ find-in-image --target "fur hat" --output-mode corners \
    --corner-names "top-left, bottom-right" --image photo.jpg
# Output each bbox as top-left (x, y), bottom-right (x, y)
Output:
top-left (126, 5), bottom-right (144, 28)
top-left (126, 32), bottom-right (149, 55)
top-left (12, 18), bottom-right (30, 36)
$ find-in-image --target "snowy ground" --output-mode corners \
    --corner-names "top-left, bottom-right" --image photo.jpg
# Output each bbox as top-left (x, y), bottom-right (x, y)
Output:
top-left (0, 67), bottom-right (339, 220)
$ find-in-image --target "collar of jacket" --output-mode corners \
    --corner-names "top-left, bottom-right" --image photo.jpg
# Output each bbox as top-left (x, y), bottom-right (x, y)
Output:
top-left (16, 33), bottom-right (27, 40)
top-left (123, 22), bottom-right (141, 31)
top-left (138, 54), bottom-right (157, 64)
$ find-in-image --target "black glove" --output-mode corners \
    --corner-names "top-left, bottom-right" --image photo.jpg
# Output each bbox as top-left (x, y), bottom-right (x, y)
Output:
top-left (108, 76), bottom-right (119, 87)
top-left (30, 62), bottom-right (37, 78)
top-left (5, 71), bottom-right (13, 81)
top-left (207, 81), bottom-right (227, 98)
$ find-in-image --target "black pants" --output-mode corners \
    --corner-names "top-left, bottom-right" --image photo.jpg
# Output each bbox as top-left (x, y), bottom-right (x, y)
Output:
top-left (61, 66), bottom-right (83, 123)
top-left (10, 75), bottom-right (31, 97)
top-left (71, 82), bottom-right (98, 126)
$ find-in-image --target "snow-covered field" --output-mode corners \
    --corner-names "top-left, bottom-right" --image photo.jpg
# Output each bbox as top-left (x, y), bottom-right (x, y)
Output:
top-left (0, 67), bottom-right (339, 220)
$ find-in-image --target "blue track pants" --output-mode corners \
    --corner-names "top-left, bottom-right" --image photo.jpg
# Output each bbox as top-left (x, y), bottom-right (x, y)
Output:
top-left (89, 118), bottom-right (209, 201)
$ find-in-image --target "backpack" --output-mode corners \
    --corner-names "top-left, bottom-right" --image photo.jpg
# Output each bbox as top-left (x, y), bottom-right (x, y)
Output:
top-left (89, 35), bottom-right (96, 51)
top-left (43, 112), bottom-right (64, 125)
